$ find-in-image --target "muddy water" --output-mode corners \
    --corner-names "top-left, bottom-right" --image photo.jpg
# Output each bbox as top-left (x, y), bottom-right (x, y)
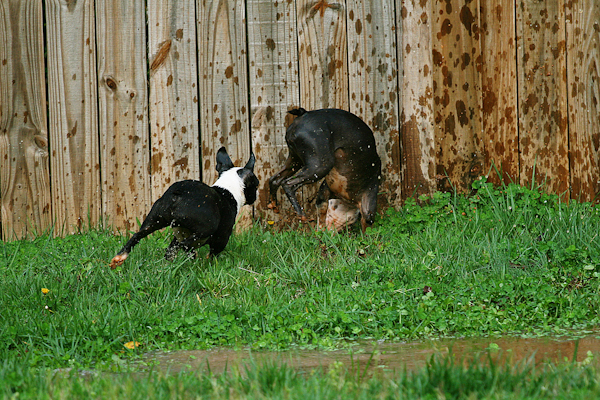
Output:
top-left (142, 333), bottom-right (600, 375)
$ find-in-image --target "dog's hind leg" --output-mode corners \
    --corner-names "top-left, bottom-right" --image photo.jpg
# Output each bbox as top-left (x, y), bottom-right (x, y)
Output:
top-left (268, 154), bottom-right (301, 210)
top-left (109, 200), bottom-right (172, 269)
top-left (315, 180), bottom-right (332, 206)
top-left (280, 160), bottom-right (333, 220)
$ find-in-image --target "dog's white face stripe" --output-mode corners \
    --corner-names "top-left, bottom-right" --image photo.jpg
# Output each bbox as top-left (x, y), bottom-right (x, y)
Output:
top-left (212, 167), bottom-right (245, 214)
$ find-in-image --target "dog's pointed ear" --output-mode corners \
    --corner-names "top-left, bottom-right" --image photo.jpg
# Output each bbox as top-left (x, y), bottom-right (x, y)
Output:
top-left (244, 151), bottom-right (256, 172)
top-left (216, 147), bottom-right (234, 175)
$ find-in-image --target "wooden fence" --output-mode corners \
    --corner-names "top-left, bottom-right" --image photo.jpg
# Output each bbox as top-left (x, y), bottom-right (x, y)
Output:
top-left (1, 0), bottom-right (599, 240)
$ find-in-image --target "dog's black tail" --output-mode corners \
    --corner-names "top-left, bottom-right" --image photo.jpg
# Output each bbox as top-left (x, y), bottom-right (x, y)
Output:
top-left (288, 107), bottom-right (307, 117)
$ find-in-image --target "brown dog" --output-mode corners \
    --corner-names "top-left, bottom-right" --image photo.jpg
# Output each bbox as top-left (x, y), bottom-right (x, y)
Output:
top-left (268, 108), bottom-right (381, 232)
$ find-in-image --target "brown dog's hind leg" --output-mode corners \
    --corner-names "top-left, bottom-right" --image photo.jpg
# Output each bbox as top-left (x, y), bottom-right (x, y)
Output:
top-left (268, 155), bottom-right (301, 211)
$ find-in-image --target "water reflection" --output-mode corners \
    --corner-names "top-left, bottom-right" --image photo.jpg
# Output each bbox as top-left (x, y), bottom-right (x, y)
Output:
top-left (142, 333), bottom-right (600, 375)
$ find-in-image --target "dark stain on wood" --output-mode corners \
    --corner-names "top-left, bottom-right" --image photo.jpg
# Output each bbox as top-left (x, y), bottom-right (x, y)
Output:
top-left (150, 40), bottom-right (172, 72)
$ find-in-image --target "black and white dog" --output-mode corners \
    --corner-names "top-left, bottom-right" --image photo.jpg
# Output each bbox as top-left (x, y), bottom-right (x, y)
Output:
top-left (109, 147), bottom-right (259, 268)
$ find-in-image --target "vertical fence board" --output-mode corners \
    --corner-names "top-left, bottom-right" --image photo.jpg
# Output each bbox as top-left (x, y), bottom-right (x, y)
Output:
top-left (247, 0), bottom-right (300, 223)
top-left (480, 0), bottom-right (519, 185)
top-left (0, 1), bottom-right (51, 240)
top-left (567, 0), bottom-right (600, 200)
top-left (290, 0), bottom-right (349, 221)
top-left (97, 0), bottom-right (150, 232)
top-left (197, 0), bottom-right (251, 187)
top-left (397, 0), bottom-right (436, 199)
top-left (148, 0), bottom-right (200, 202)
top-left (346, 0), bottom-right (402, 206)
top-left (45, 0), bottom-right (100, 235)
top-left (297, 0), bottom-right (348, 109)
top-left (432, 0), bottom-right (483, 193)
top-left (516, 0), bottom-right (569, 194)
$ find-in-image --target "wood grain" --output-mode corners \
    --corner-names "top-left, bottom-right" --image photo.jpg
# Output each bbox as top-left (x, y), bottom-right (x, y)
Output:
top-left (516, 0), bottom-right (569, 194)
top-left (197, 0), bottom-right (251, 187)
top-left (296, 0), bottom-right (348, 109)
top-left (247, 0), bottom-right (300, 224)
top-left (0, 1), bottom-right (51, 240)
top-left (96, 0), bottom-right (150, 232)
top-left (431, 0), bottom-right (483, 193)
top-left (45, 0), bottom-right (100, 235)
top-left (148, 0), bottom-right (200, 202)
top-left (397, 0), bottom-right (436, 199)
top-left (347, 0), bottom-right (402, 206)
top-left (567, 0), bottom-right (600, 200)
top-left (480, 0), bottom-right (519, 185)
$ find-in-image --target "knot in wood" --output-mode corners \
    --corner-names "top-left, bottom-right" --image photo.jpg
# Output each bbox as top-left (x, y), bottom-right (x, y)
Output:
top-left (104, 76), bottom-right (118, 91)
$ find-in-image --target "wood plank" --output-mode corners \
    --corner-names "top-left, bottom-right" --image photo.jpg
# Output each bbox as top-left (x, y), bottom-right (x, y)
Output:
top-left (480, 0), bottom-right (519, 185)
top-left (296, 0), bottom-right (348, 109)
top-left (431, 0), bottom-right (484, 193)
top-left (45, 0), bottom-right (101, 235)
top-left (516, 0), bottom-right (569, 194)
top-left (197, 0), bottom-right (251, 187)
top-left (246, 0), bottom-right (300, 224)
top-left (567, 0), bottom-right (600, 201)
top-left (148, 0), bottom-right (200, 202)
top-left (396, 0), bottom-right (436, 199)
top-left (0, 1), bottom-right (51, 240)
top-left (346, 0), bottom-right (402, 208)
top-left (283, 0), bottom-right (349, 223)
top-left (96, 0), bottom-right (150, 232)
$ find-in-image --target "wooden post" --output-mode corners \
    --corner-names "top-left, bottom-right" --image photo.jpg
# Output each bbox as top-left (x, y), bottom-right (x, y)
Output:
top-left (567, 0), bottom-right (600, 200)
top-left (247, 0), bottom-right (300, 224)
top-left (397, 0), bottom-right (436, 199)
top-left (0, 1), bottom-right (51, 240)
top-left (431, 0), bottom-right (483, 193)
top-left (347, 0), bottom-right (402, 207)
top-left (296, 0), bottom-right (348, 110)
top-left (480, 0), bottom-right (519, 185)
top-left (96, 0), bottom-right (150, 232)
top-left (148, 0), bottom-right (201, 202)
top-left (45, 0), bottom-right (101, 235)
top-left (197, 0), bottom-right (251, 186)
top-left (516, 0), bottom-right (569, 195)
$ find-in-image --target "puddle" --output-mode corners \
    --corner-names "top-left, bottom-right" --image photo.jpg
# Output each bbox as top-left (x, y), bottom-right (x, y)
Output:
top-left (142, 333), bottom-right (600, 375)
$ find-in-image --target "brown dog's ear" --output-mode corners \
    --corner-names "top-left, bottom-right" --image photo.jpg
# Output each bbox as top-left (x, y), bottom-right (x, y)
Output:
top-left (216, 147), bottom-right (234, 175)
top-left (245, 151), bottom-right (256, 172)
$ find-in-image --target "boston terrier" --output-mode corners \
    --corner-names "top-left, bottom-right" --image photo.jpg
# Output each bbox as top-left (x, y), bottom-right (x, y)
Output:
top-left (109, 147), bottom-right (259, 268)
top-left (268, 108), bottom-right (381, 233)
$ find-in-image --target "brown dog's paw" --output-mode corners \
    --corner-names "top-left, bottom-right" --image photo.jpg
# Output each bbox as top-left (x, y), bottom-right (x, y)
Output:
top-left (109, 254), bottom-right (128, 269)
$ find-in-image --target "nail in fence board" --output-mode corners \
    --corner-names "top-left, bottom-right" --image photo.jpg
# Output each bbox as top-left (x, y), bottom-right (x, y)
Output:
top-left (148, 0), bottom-right (201, 202)
top-left (45, 0), bottom-right (101, 235)
top-left (0, 1), bottom-right (51, 240)
top-left (96, 0), bottom-right (151, 232)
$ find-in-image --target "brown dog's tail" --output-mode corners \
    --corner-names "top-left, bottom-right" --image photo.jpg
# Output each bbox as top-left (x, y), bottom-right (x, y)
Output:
top-left (288, 107), bottom-right (307, 116)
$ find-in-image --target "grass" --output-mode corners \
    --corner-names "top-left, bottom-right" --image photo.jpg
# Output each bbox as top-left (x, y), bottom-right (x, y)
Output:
top-left (3, 352), bottom-right (600, 399)
top-left (2, 177), bottom-right (600, 398)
